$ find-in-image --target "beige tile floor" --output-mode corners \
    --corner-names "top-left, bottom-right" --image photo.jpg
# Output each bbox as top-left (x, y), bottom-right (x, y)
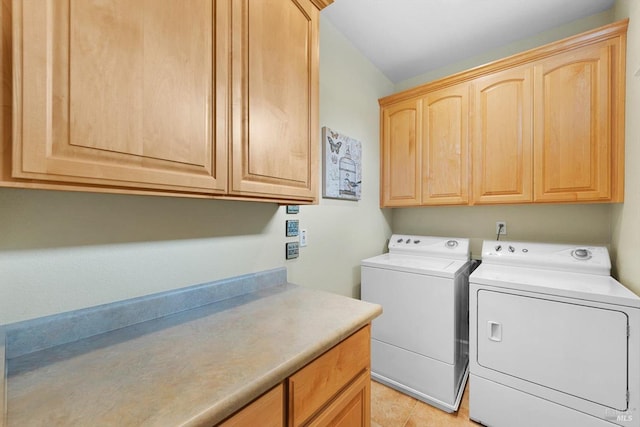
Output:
top-left (371, 380), bottom-right (481, 427)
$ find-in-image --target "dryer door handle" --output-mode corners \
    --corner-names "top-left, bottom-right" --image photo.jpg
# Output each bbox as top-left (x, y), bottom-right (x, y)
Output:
top-left (488, 321), bottom-right (502, 342)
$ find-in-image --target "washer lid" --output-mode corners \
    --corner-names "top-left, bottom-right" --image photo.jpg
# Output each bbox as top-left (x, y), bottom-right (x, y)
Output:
top-left (480, 240), bottom-right (611, 275)
top-left (387, 234), bottom-right (470, 260)
top-left (361, 253), bottom-right (467, 278)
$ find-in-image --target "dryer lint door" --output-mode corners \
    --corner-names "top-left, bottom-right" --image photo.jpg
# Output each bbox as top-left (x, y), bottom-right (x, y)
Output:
top-left (476, 289), bottom-right (628, 410)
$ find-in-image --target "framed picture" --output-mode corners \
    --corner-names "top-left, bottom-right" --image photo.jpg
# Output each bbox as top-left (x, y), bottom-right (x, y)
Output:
top-left (322, 127), bottom-right (362, 200)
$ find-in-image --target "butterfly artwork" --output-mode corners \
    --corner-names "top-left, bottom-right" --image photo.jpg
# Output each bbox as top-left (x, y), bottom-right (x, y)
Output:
top-left (322, 126), bottom-right (362, 201)
top-left (328, 136), bottom-right (342, 154)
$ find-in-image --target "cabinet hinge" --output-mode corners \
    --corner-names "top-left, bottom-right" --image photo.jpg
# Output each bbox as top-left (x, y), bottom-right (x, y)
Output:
top-left (628, 324), bottom-right (631, 338)
top-left (627, 390), bottom-right (630, 404)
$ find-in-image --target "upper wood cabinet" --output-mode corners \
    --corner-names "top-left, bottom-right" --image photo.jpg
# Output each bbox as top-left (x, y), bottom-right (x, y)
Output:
top-left (12, 0), bottom-right (228, 194)
top-left (230, 0), bottom-right (318, 201)
top-left (5, 0), bottom-right (325, 203)
top-left (379, 19), bottom-right (627, 208)
top-left (381, 97), bottom-right (422, 206)
top-left (422, 84), bottom-right (469, 205)
top-left (471, 65), bottom-right (533, 205)
top-left (533, 39), bottom-right (622, 203)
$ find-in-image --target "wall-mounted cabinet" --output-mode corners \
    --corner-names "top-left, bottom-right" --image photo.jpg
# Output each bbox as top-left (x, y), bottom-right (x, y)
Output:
top-left (2, 0), bottom-right (325, 203)
top-left (380, 19), bottom-right (627, 208)
top-left (381, 85), bottom-right (469, 207)
top-left (381, 98), bottom-right (422, 206)
top-left (471, 65), bottom-right (533, 205)
top-left (422, 84), bottom-right (469, 205)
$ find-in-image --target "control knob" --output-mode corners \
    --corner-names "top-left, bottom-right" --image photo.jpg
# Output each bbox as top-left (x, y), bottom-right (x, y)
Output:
top-left (572, 248), bottom-right (592, 260)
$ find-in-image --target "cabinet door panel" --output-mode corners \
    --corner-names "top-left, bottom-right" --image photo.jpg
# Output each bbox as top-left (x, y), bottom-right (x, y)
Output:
top-left (422, 85), bottom-right (469, 205)
top-left (307, 371), bottom-right (370, 427)
top-left (472, 66), bottom-right (533, 204)
top-left (380, 98), bottom-right (421, 206)
top-left (13, 0), bottom-right (227, 193)
top-left (230, 0), bottom-right (317, 201)
top-left (534, 42), bottom-right (612, 202)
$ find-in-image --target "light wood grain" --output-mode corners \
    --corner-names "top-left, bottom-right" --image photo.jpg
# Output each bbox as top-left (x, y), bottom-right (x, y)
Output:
top-left (12, 0), bottom-right (228, 193)
top-left (422, 84), bottom-right (469, 205)
top-left (379, 19), bottom-right (627, 207)
top-left (288, 326), bottom-right (370, 427)
top-left (230, 0), bottom-right (318, 202)
top-left (307, 371), bottom-right (370, 427)
top-left (471, 65), bottom-right (533, 204)
top-left (219, 384), bottom-right (284, 427)
top-left (380, 98), bottom-right (422, 206)
top-left (533, 41), bottom-right (613, 202)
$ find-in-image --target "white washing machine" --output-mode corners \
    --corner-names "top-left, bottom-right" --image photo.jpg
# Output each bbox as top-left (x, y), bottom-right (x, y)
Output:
top-left (361, 234), bottom-right (477, 412)
top-left (469, 240), bottom-right (640, 427)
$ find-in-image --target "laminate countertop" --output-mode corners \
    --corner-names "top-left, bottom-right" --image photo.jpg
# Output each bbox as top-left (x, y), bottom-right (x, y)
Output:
top-left (5, 282), bottom-right (381, 426)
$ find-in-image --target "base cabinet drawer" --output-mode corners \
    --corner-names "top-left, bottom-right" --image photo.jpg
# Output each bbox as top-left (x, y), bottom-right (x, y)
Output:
top-left (288, 326), bottom-right (371, 427)
top-left (219, 383), bottom-right (284, 427)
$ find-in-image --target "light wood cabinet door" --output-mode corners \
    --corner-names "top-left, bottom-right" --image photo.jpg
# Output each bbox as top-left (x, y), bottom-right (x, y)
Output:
top-left (220, 383), bottom-right (284, 427)
top-left (230, 0), bottom-right (318, 202)
top-left (288, 326), bottom-right (370, 427)
top-left (472, 66), bottom-right (533, 204)
top-left (422, 85), bottom-right (469, 205)
top-left (12, 0), bottom-right (228, 194)
top-left (307, 371), bottom-right (370, 427)
top-left (533, 40), bottom-right (620, 202)
top-left (380, 98), bottom-right (422, 207)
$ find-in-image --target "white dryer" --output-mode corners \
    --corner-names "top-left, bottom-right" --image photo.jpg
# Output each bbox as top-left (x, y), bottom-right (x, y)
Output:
top-left (361, 234), bottom-right (477, 412)
top-left (469, 240), bottom-right (640, 427)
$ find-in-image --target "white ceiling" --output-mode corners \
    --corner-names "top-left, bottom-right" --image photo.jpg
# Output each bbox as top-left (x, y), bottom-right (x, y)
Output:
top-left (322, 0), bottom-right (615, 83)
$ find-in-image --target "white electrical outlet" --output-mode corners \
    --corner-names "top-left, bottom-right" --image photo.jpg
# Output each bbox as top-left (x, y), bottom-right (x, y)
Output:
top-left (300, 229), bottom-right (308, 247)
top-left (496, 221), bottom-right (507, 235)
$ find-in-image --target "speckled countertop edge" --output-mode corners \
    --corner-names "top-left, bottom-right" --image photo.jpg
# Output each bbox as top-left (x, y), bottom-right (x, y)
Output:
top-left (5, 280), bottom-right (382, 426)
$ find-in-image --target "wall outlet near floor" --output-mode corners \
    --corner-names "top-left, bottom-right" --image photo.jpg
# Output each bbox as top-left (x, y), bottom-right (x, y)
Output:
top-left (300, 229), bottom-right (308, 247)
top-left (496, 221), bottom-right (507, 235)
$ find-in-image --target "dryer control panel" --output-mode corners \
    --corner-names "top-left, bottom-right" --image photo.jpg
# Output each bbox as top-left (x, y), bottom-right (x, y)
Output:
top-left (481, 240), bottom-right (611, 275)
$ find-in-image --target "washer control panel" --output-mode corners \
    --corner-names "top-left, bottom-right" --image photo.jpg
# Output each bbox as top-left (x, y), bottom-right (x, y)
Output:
top-left (388, 234), bottom-right (469, 260)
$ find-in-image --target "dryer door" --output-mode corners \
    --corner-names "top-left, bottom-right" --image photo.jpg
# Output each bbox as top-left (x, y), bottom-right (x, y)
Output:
top-left (477, 289), bottom-right (628, 410)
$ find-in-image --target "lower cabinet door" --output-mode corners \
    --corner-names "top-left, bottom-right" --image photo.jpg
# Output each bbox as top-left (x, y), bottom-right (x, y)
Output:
top-left (307, 371), bottom-right (371, 427)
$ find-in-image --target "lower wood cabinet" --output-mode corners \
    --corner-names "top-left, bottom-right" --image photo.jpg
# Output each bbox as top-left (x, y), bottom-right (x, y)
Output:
top-left (220, 383), bottom-right (285, 427)
top-left (288, 325), bottom-right (370, 427)
top-left (218, 325), bottom-right (371, 427)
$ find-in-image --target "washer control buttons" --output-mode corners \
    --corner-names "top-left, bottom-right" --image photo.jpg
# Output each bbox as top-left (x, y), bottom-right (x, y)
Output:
top-left (572, 248), bottom-right (592, 260)
top-left (397, 238), bottom-right (403, 243)
top-left (414, 240), bottom-right (420, 244)
top-left (495, 245), bottom-right (502, 252)
top-left (406, 238), bottom-right (412, 244)
top-left (522, 248), bottom-right (529, 253)
top-left (508, 245), bottom-right (515, 253)
top-left (446, 240), bottom-right (458, 248)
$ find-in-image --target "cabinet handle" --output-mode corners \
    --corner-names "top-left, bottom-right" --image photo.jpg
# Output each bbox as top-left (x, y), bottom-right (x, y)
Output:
top-left (488, 321), bottom-right (502, 342)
